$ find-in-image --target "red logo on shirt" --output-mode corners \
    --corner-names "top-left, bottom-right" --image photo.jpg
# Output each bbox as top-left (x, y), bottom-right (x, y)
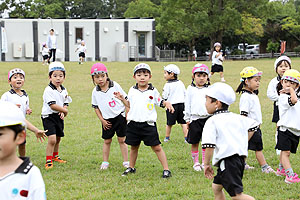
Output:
top-left (109, 100), bottom-right (116, 107)
top-left (20, 190), bottom-right (28, 197)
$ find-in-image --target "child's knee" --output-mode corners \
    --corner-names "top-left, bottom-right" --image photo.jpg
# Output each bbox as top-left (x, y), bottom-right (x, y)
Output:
top-left (212, 183), bottom-right (223, 193)
top-left (48, 136), bottom-right (57, 146)
top-left (104, 138), bottom-right (112, 145)
top-left (117, 137), bottom-right (125, 144)
top-left (151, 145), bottom-right (162, 152)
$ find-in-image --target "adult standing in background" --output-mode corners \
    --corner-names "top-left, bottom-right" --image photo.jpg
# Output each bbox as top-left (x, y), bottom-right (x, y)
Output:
top-left (47, 29), bottom-right (57, 63)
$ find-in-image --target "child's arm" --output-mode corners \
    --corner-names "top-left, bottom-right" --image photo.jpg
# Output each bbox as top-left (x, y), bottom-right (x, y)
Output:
top-left (267, 79), bottom-right (279, 102)
top-left (94, 107), bottom-right (112, 130)
top-left (114, 92), bottom-right (130, 108)
top-left (50, 104), bottom-right (68, 119)
top-left (280, 87), bottom-right (298, 104)
top-left (162, 101), bottom-right (174, 113)
top-left (203, 147), bottom-right (214, 179)
top-left (25, 119), bottom-right (47, 142)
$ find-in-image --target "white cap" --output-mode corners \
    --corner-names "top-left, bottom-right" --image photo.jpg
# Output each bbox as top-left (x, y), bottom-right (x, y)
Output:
top-left (214, 42), bottom-right (221, 47)
top-left (0, 101), bottom-right (26, 127)
top-left (206, 82), bottom-right (236, 105)
top-left (133, 63), bottom-right (151, 74)
top-left (8, 68), bottom-right (25, 80)
top-left (49, 62), bottom-right (65, 73)
top-left (274, 56), bottom-right (291, 71)
top-left (164, 64), bottom-right (180, 75)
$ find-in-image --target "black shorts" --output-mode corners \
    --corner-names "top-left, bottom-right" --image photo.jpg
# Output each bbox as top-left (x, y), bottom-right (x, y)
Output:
top-left (166, 103), bottom-right (186, 125)
top-left (42, 113), bottom-right (64, 137)
top-left (272, 102), bottom-right (279, 123)
top-left (213, 154), bottom-right (245, 197)
top-left (248, 128), bottom-right (263, 151)
top-left (211, 64), bottom-right (223, 72)
top-left (79, 52), bottom-right (85, 58)
top-left (275, 128), bottom-right (300, 154)
top-left (125, 121), bottom-right (161, 146)
top-left (102, 114), bottom-right (127, 139)
top-left (187, 118), bottom-right (208, 144)
top-left (43, 55), bottom-right (49, 60)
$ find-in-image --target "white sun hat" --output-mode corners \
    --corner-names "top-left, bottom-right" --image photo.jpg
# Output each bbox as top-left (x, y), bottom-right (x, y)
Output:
top-left (0, 101), bottom-right (26, 128)
top-left (164, 64), bottom-right (180, 75)
top-left (206, 82), bottom-right (236, 105)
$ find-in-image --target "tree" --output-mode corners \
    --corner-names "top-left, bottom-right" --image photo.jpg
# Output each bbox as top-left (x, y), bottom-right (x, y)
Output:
top-left (124, 0), bottom-right (159, 18)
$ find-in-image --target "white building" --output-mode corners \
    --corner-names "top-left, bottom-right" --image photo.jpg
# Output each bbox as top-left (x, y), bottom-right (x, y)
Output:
top-left (0, 18), bottom-right (156, 62)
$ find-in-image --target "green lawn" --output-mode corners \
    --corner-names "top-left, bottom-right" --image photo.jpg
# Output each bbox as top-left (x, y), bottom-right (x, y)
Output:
top-left (1, 59), bottom-right (300, 200)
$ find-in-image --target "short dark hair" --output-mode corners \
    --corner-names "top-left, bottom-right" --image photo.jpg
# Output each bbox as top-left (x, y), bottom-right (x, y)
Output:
top-left (134, 69), bottom-right (151, 75)
top-left (236, 77), bottom-right (259, 95)
top-left (50, 29), bottom-right (54, 32)
top-left (167, 71), bottom-right (177, 80)
top-left (49, 70), bottom-right (66, 77)
top-left (0, 124), bottom-right (25, 140)
top-left (210, 96), bottom-right (229, 110)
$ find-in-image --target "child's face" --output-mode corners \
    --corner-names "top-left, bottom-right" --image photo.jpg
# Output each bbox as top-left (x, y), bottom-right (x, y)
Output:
top-left (0, 127), bottom-right (25, 160)
top-left (245, 76), bottom-right (261, 92)
top-left (93, 73), bottom-right (108, 87)
top-left (277, 61), bottom-right (290, 77)
top-left (49, 70), bottom-right (65, 88)
top-left (205, 96), bottom-right (218, 114)
top-left (134, 71), bottom-right (151, 88)
top-left (281, 79), bottom-right (298, 90)
top-left (9, 74), bottom-right (25, 90)
top-left (215, 46), bottom-right (221, 52)
top-left (193, 72), bottom-right (208, 87)
top-left (164, 71), bottom-right (174, 81)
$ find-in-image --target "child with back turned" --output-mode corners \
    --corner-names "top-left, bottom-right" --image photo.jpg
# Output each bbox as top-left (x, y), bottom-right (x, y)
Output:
top-left (0, 101), bottom-right (46, 199)
top-left (115, 63), bottom-right (174, 178)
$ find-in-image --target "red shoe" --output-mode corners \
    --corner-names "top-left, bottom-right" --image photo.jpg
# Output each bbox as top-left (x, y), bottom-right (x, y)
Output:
top-left (53, 156), bottom-right (67, 163)
top-left (45, 160), bottom-right (53, 170)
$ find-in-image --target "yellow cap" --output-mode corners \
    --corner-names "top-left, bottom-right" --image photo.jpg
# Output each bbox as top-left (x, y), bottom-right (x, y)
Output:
top-left (282, 69), bottom-right (300, 84)
top-left (240, 67), bottom-right (262, 78)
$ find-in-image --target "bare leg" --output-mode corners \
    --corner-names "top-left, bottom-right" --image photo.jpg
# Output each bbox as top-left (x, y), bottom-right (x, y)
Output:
top-left (151, 145), bottom-right (169, 170)
top-left (18, 143), bottom-right (26, 157)
top-left (117, 137), bottom-right (128, 162)
top-left (191, 143), bottom-right (199, 152)
top-left (181, 124), bottom-right (188, 138)
top-left (281, 151), bottom-right (291, 170)
top-left (255, 151), bottom-right (267, 166)
top-left (232, 193), bottom-right (255, 200)
top-left (46, 135), bottom-right (56, 156)
top-left (212, 183), bottom-right (226, 200)
top-left (165, 125), bottom-right (172, 138)
top-left (129, 145), bottom-right (140, 168)
top-left (103, 138), bottom-right (112, 162)
top-left (53, 136), bottom-right (61, 153)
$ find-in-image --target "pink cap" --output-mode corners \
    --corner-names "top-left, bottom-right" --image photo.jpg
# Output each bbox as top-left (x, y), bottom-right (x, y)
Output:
top-left (91, 63), bottom-right (108, 75)
top-left (192, 63), bottom-right (209, 75)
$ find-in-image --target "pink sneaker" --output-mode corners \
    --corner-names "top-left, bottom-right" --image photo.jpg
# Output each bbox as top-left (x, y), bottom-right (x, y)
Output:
top-left (276, 168), bottom-right (286, 176)
top-left (285, 173), bottom-right (300, 184)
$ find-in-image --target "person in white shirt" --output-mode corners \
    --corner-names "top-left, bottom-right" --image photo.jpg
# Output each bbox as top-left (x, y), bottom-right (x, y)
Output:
top-left (91, 63), bottom-right (129, 170)
top-left (275, 69), bottom-right (300, 184)
top-left (184, 63), bottom-right (211, 171)
top-left (1, 68), bottom-right (47, 157)
top-left (41, 62), bottom-right (72, 170)
top-left (193, 49), bottom-right (197, 61)
top-left (202, 82), bottom-right (258, 200)
top-left (75, 40), bottom-right (87, 64)
top-left (0, 101), bottom-right (46, 200)
top-left (267, 56), bottom-right (292, 155)
top-left (210, 42), bottom-right (225, 82)
top-left (236, 67), bottom-right (274, 173)
top-left (41, 42), bottom-right (50, 65)
top-left (162, 64), bottom-right (188, 143)
top-left (115, 63), bottom-right (174, 178)
top-left (46, 29), bottom-right (57, 63)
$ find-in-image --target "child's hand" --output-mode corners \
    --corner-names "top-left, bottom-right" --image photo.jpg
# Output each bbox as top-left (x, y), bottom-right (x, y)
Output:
top-left (165, 101), bottom-right (175, 113)
top-left (16, 104), bottom-right (21, 108)
top-left (280, 87), bottom-right (293, 94)
top-left (114, 92), bottom-right (124, 100)
top-left (59, 112), bottom-right (65, 120)
top-left (26, 108), bottom-right (32, 115)
top-left (101, 120), bottom-right (112, 130)
top-left (35, 130), bottom-right (48, 143)
top-left (204, 165), bottom-right (214, 179)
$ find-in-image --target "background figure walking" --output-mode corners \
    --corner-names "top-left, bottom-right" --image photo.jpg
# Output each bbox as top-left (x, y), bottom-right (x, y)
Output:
top-left (47, 29), bottom-right (57, 63)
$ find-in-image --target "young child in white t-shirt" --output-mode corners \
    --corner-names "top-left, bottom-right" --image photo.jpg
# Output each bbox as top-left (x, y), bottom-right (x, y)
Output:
top-left (0, 101), bottom-right (46, 200)
top-left (202, 82), bottom-right (258, 200)
top-left (162, 64), bottom-right (188, 143)
top-left (184, 63), bottom-right (211, 171)
top-left (41, 43), bottom-right (50, 65)
top-left (236, 66), bottom-right (274, 173)
top-left (210, 42), bottom-right (225, 82)
top-left (75, 40), bottom-right (87, 64)
top-left (91, 63), bottom-right (129, 170)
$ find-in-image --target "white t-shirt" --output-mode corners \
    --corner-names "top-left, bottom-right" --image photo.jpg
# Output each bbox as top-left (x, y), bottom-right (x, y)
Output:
top-left (41, 83), bottom-right (72, 116)
top-left (126, 84), bottom-right (163, 123)
top-left (91, 80), bottom-right (127, 119)
top-left (267, 76), bottom-right (280, 103)
top-left (202, 110), bottom-right (259, 166)
top-left (212, 51), bottom-right (223, 65)
top-left (42, 47), bottom-right (49, 56)
top-left (162, 80), bottom-right (186, 104)
top-left (50, 35), bottom-right (56, 49)
top-left (77, 45), bottom-right (87, 53)
top-left (239, 90), bottom-right (262, 124)
top-left (277, 93), bottom-right (300, 136)
top-left (0, 157), bottom-right (46, 200)
top-left (184, 84), bottom-right (210, 122)
top-left (1, 89), bottom-right (29, 116)
top-left (193, 50), bottom-right (197, 57)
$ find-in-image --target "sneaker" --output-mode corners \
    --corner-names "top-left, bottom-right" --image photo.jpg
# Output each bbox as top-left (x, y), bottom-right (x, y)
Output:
top-left (123, 161), bottom-right (129, 168)
top-left (245, 164), bottom-right (255, 170)
top-left (100, 162), bottom-right (109, 170)
top-left (162, 170), bottom-right (172, 178)
top-left (262, 166), bottom-right (275, 174)
top-left (45, 160), bottom-right (53, 170)
top-left (122, 167), bottom-right (136, 176)
top-left (52, 156), bottom-right (67, 163)
top-left (184, 139), bottom-right (188, 144)
top-left (221, 78), bottom-right (226, 82)
top-left (193, 163), bottom-right (202, 171)
top-left (285, 173), bottom-right (300, 184)
top-left (164, 138), bottom-right (170, 142)
top-left (276, 168), bottom-right (286, 176)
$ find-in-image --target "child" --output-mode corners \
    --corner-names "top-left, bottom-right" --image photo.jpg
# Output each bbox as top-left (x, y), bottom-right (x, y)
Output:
top-left (210, 42), bottom-right (225, 82)
top-left (162, 64), bottom-right (188, 143)
top-left (275, 69), bottom-right (300, 184)
top-left (202, 82), bottom-right (259, 200)
top-left (1, 68), bottom-right (47, 157)
top-left (236, 66), bottom-right (274, 173)
top-left (75, 40), bottom-right (87, 64)
top-left (41, 42), bottom-right (50, 65)
top-left (0, 101), bottom-right (46, 200)
top-left (184, 64), bottom-right (211, 171)
top-left (267, 56), bottom-right (291, 155)
top-left (115, 63), bottom-right (174, 178)
top-left (91, 63), bottom-right (129, 170)
top-left (41, 62), bottom-right (72, 170)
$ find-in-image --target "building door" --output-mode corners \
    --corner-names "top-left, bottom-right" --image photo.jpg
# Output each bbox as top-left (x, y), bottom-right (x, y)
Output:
top-left (138, 33), bottom-right (146, 57)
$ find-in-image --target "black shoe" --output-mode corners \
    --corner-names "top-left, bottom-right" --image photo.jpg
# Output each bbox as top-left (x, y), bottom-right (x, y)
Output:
top-left (162, 170), bottom-right (172, 178)
top-left (122, 167), bottom-right (136, 176)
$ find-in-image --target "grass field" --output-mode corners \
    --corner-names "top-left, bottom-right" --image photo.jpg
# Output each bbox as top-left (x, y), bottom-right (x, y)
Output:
top-left (1, 59), bottom-right (300, 200)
